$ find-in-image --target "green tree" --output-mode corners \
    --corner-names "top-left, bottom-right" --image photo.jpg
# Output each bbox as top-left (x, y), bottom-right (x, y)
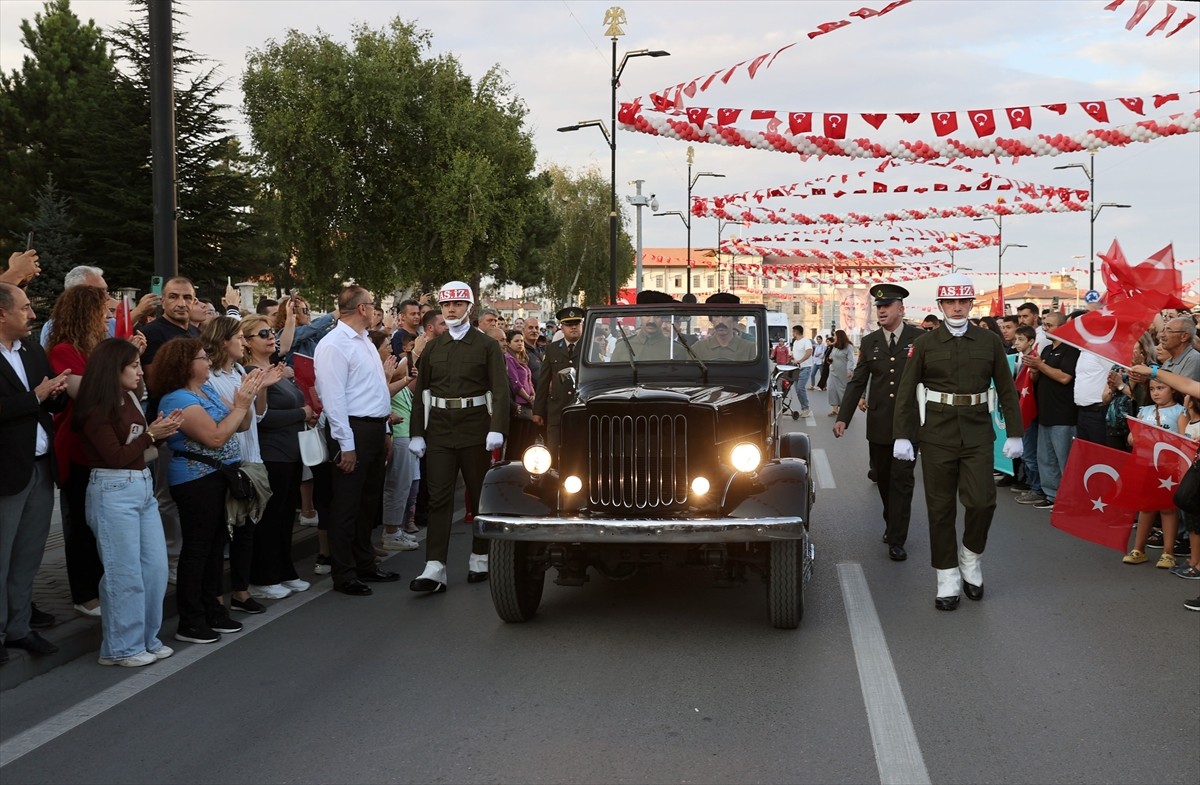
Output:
top-left (532, 165), bottom-right (634, 309)
top-left (242, 19), bottom-right (556, 294)
top-left (23, 175), bottom-right (83, 302)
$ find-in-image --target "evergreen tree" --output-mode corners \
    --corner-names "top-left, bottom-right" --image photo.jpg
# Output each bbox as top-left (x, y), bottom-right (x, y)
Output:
top-left (24, 175), bottom-right (83, 302)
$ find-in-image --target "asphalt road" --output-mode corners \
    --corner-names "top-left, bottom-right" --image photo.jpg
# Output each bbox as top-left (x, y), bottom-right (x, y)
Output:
top-left (1, 413), bottom-right (1197, 785)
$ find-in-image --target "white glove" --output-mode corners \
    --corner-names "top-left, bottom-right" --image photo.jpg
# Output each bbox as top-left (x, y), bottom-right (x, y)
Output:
top-left (893, 438), bottom-right (915, 462)
top-left (1002, 436), bottom-right (1023, 460)
top-left (485, 431), bottom-right (504, 451)
top-left (408, 436), bottom-right (426, 458)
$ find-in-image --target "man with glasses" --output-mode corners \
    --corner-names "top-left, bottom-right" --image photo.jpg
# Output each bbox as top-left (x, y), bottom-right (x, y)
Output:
top-left (314, 286), bottom-right (396, 596)
top-left (1158, 318), bottom-right (1200, 381)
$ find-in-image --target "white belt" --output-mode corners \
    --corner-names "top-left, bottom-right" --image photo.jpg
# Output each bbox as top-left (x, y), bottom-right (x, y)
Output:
top-left (431, 395), bottom-right (488, 409)
top-left (926, 390), bottom-right (988, 406)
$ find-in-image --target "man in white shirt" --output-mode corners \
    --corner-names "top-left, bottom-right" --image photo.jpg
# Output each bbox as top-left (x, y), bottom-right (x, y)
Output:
top-left (314, 286), bottom-right (396, 596)
top-left (1071, 312), bottom-right (1112, 445)
top-left (789, 325), bottom-right (814, 418)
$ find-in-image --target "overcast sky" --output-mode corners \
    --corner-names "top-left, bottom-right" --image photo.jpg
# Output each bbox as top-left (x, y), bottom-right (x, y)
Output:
top-left (2, 0), bottom-right (1198, 308)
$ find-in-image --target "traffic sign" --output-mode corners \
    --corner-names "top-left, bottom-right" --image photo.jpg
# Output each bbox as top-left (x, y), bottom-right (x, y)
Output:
top-left (1084, 290), bottom-right (1101, 304)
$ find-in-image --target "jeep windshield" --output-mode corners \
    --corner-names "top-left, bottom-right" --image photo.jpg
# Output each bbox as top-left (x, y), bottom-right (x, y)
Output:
top-left (585, 309), bottom-right (762, 365)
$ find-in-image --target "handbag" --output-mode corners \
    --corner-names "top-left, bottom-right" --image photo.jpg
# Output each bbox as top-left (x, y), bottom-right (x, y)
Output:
top-left (298, 425), bottom-right (329, 467)
top-left (174, 450), bottom-right (256, 500)
top-left (1175, 457), bottom-right (1200, 515)
top-left (512, 403), bottom-right (533, 421)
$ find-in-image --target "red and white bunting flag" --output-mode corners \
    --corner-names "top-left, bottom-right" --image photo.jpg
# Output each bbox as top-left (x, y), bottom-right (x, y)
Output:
top-left (1144, 3), bottom-right (1177, 35)
top-left (1118, 96), bottom-right (1145, 115)
top-left (1081, 101), bottom-right (1110, 123)
top-left (969, 109), bottom-right (997, 137)
top-left (1165, 12), bottom-right (1195, 37)
top-left (687, 107), bottom-right (710, 128)
top-left (808, 19), bottom-right (851, 39)
top-left (1125, 0), bottom-right (1157, 30)
top-left (1050, 289), bottom-right (1171, 366)
top-left (1043, 103), bottom-right (1068, 115)
top-left (1153, 92), bottom-right (1180, 108)
top-left (1005, 106), bottom-right (1032, 129)
top-left (789, 112), bottom-right (812, 134)
top-left (1126, 417), bottom-right (1199, 511)
top-left (717, 108), bottom-right (741, 126)
top-left (824, 113), bottom-right (848, 139)
top-left (931, 111), bottom-right (958, 137)
top-left (897, 112), bottom-right (919, 123)
top-left (1051, 440), bottom-right (1136, 552)
top-left (862, 113), bottom-right (887, 130)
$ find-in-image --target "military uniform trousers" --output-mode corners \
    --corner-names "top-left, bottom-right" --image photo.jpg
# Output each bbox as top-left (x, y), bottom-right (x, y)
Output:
top-left (868, 440), bottom-right (916, 546)
top-left (919, 438), bottom-right (996, 570)
top-left (327, 417), bottom-right (387, 588)
top-left (425, 443), bottom-right (490, 563)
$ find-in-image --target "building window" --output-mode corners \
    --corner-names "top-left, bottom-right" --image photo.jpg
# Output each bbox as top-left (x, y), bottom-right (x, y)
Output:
top-left (673, 276), bottom-right (681, 288)
top-left (706, 275), bottom-right (715, 289)
top-left (810, 303), bottom-right (818, 315)
top-left (655, 275), bottom-right (664, 288)
top-left (693, 274), bottom-right (700, 289)
top-left (792, 302), bottom-right (801, 315)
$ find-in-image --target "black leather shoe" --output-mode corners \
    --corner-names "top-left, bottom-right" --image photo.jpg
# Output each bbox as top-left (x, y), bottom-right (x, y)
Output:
top-left (358, 569), bottom-right (400, 583)
top-left (334, 580), bottom-right (373, 596)
top-left (467, 571), bottom-right (489, 584)
top-left (29, 603), bottom-right (55, 629)
top-left (5, 631), bottom-right (59, 655)
top-left (963, 581), bottom-right (984, 601)
top-left (934, 596), bottom-right (960, 611)
top-left (888, 545), bottom-right (907, 562)
top-left (410, 577), bottom-right (447, 593)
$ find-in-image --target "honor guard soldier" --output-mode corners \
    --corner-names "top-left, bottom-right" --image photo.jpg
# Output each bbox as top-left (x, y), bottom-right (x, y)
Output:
top-left (892, 273), bottom-right (1023, 610)
top-left (693, 292), bottom-right (757, 362)
top-left (533, 306), bottom-right (585, 464)
top-left (832, 284), bottom-right (922, 561)
top-left (408, 281), bottom-right (509, 592)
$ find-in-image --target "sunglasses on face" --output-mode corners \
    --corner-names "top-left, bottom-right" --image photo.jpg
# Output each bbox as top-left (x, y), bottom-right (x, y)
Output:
top-left (254, 329), bottom-right (276, 339)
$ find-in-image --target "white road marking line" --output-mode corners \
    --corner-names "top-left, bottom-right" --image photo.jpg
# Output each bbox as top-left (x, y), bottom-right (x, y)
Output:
top-left (812, 448), bottom-right (836, 489)
top-left (837, 563), bottom-right (931, 785)
top-left (0, 583), bottom-right (330, 769)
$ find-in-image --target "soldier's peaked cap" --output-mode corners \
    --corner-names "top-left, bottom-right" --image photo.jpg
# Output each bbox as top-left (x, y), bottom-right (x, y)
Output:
top-left (705, 292), bottom-right (741, 304)
top-left (871, 284), bottom-right (910, 306)
top-left (555, 306), bottom-right (584, 323)
top-left (635, 290), bottom-right (677, 304)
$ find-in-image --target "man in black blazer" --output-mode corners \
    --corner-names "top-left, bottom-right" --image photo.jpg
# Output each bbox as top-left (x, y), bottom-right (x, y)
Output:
top-left (533, 306), bottom-right (585, 465)
top-left (832, 284), bottom-right (923, 562)
top-left (0, 283), bottom-right (70, 662)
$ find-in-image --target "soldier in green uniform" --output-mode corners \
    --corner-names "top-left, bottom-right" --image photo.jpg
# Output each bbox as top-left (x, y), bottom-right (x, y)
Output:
top-left (692, 292), bottom-right (757, 362)
top-left (833, 284), bottom-right (923, 562)
top-left (408, 281), bottom-right (509, 592)
top-left (532, 306), bottom-right (584, 465)
top-left (610, 290), bottom-right (687, 363)
top-left (893, 273), bottom-right (1023, 610)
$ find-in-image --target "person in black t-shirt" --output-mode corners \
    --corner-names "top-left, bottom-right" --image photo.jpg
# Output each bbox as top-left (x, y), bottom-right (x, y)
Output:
top-left (1025, 312), bottom-right (1078, 510)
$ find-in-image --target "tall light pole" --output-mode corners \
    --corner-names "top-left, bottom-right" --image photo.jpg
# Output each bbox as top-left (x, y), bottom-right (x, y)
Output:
top-left (1053, 152), bottom-right (1131, 291)
top-left (655, 146), bottom-right (723, 300)
top-left (654, 210), bottom-right (688, 298)
top-left (557, 9), bottom-right (668, 304)
top-left (716, 217), bottom-right (731, 292)
top-left (973, 215), bottom-right (1026, 315)
top-left (625, 180), bottom-right (657, 293)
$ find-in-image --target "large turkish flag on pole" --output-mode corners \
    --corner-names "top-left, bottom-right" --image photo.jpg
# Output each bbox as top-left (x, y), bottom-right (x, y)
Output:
top-left (1051, 289), bottom-right (1170, 367)
top-left (1051, 440), bottom-right (1136, 551)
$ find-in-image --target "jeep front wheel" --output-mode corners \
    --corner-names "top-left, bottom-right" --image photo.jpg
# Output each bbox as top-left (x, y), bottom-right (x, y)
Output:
top-left (490, 540), bottom-right (546, 622)
top-left (767, 539), bottom-right (804, 629)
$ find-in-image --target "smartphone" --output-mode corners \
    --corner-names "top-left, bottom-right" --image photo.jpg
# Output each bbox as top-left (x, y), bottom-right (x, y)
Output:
top-left (150, 275), bottom-right (163, 295)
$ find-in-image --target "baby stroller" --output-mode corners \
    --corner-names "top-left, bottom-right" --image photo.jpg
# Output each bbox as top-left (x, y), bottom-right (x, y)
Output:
top-left (775, 365), bottom-right (799, 420)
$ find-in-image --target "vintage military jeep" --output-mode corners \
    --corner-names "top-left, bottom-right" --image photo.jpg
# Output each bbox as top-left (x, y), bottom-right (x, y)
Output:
top-left (475, 302), bottom-right (815, 628)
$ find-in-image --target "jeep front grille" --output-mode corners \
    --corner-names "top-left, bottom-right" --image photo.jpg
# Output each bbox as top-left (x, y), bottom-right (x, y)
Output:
top-left (588, 414), bottom-right (688, 509)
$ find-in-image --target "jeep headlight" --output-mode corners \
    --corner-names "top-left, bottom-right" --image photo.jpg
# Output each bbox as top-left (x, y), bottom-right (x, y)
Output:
top-left (522, 444), bottom-right (552, 475)
top-left (730, 443), bottom-right (762, 473)
top-left (690, 476), bottom-right (710, 496)
top-left (563, 475), bottom-right (583, 494)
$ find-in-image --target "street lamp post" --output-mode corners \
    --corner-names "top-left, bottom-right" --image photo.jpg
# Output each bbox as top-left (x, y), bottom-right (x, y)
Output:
top-left (973, 215), bottom-right (1026, 315)
top-left (655, 145), bottom-right (723, 300)
top-left (625, 180), bottom-right (658, 293)
top-left (1053, 153), bottom-right (1131, 291)
top-left (557, 9), bottom-right (668, 304)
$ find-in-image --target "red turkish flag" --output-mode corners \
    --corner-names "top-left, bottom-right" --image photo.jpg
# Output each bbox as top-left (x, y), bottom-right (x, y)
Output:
top-left (969, 109), bottom-right (997, 137)
top-left (1118, 97), bottom-right (1145, 115)
top-left (1014, 355), bottom-right (1038, 427)
top-left (1105, 241), bottom-right (1190, 308)
top-left (751, 109), bottom-right (776, 121)
top-left (1125, 0), bottom-right (1157, 29)
top-left (1153, 92), bottom-right (1180, 108)
top-left (114, 294), bottom-right (133, 340)
top-left (788, 112), bottom-right (812, 134)
top-left (1051, 289), bottom-right (1171, 366)
top-left (897, 113), bottom-right (920, 124)
top-left (617, 101), bottom-right (639, 125)
top-left (1165, 12), bottom-right (1195, 37)
top-left (807, 19), bottom-right (851, 39)
top-left (873, 182), bottom-right (888, 193)
top-left (686, 107), bottom-right (710, 128)
top-left (988, 297), bottom-right (1002, 317)
top-left (716, 108), bottom-right (741, 126)
top-left (1081, 101), bottom-right (1110, 123)
top-left (747, 52), bottom-right (771, 79)
top-left (862, 113), bottom-right (887, 130)
top-left (1145, 4), bottom-right (1176, 36)
top-left (931, 111), bottom-right (958, 137)
top-left (1051, 441), bottom-right (1136, 552)
top-left (1127, 417), bottom-right (1199, 511)
top-left (1043, 103), bottom-right (1068, 115)
top-left (823, 113), bottom-right (848, 139)
top-left (1005, 106), bottom-right (1032, 129)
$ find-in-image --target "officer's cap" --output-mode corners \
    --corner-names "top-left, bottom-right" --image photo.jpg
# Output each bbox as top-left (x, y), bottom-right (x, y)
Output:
top-left (636, 290), bottom-right (677, 305)
top-left (556, 306), bottom-right (585, 324)
top-left (705, 292), bottom-right (741, 304)
top-left (871, 284), bottom-right (909, 306)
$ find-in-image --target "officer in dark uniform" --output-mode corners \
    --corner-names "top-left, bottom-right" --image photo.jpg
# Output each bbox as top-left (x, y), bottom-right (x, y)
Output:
top-left (892, 273), bottom-right (1023, 610)
top-left (833, 284), bottom-right (922, 561)
top-left (693, 292), bottom-right (756, 361)
top-left (408, 281), bottom-right (509, 592)
top-left (533, 306), bottom-right (584, 465)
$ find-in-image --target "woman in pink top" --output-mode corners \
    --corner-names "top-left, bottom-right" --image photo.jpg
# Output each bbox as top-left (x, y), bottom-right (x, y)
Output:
top-left (504, 330), bottom-right (537, 460)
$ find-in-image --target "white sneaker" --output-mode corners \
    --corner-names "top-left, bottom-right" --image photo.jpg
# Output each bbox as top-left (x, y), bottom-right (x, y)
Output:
top-left (381, 531), bottom-right (419, 551)
top-left (98, 651), bottom-right (157, 667)
top-left (799, 409), bottom-right (812, 418)
top-left (281, 578), bottom-right (310, 593)
top-left (298, 511), bottom-right (319, 527)
top-left (150, 645), bottom-right (174, 660)
top-left (248, 583), bottom-right (292, 600)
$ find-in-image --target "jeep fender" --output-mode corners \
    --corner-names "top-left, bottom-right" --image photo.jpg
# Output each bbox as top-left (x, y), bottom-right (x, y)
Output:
top-left (725, 459), bottom-right (812, 526)
top-left (478, 462), bottom-right (555, 517)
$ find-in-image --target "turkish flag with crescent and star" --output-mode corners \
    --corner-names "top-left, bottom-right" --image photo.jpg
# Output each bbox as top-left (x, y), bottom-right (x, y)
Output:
top-left (824, 113), bottom-right (848, 139)
top-left (969, 109), bottom-right (997, 137)
top-left (1051, 440), bottom-right (1136, 551)
top-left (1101, 240), bottom-right (1191, 309)
top-left (931, 111), bottom-right (958, 137)
top-left (1005, 106), bottom-right (1032, 129)
top-left (1081, 101), bottom-right (1110, 123)
top-left (1125, 417), bottom-right (1200, 511)
top-left (1014, 354), bottom-right (1038, 427)
top-left (1051, 289), bottom-right (1172, 366)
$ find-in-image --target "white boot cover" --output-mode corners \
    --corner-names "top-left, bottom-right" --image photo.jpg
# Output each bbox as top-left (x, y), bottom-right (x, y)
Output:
top-left (417, 560), bottom-right (447, 584)
top-left (958, 546), bottom-right (983, 587)
top-left (936, 567), bottom-right (961, 598)
top-left (468, 553), bottom-right (489, 573)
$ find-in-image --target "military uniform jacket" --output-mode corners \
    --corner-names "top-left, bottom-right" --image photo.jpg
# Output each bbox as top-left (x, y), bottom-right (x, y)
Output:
top-left (410, 328), bottom-right (510, 448)
top-left (609, 330), bottom-right (686, 362)
top-left (692, 334), bottom-right (756, 361)
top-left (893, 324), bottom-right (1022, 448)
top-left (533, 338), bottom-right (581, 424)
top-left (836, 323), bottom-right (922, 444)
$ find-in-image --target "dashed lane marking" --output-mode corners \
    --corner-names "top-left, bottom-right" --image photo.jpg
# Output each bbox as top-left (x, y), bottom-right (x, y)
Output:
top-left (811, 448), bottom-right (836, 489)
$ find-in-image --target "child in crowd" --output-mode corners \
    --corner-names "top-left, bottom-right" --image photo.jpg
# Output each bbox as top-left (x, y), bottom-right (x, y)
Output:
top-left (1123, 379), bottom-right (1187, 569)
top-left (1011, 326), bottom-right (1044, 505)
top-left (1172, 395), bottom-right (1200, 580)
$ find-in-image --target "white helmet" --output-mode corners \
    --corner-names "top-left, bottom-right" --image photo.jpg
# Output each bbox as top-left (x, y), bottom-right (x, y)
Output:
top-left (935, 272), bottom-right (976, 300)
top-left (437, 280), bottom-right (474, 304)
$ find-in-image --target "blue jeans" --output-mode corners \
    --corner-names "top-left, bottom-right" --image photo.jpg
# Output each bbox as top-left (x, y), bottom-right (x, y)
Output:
top-left (86, 468), bottom-right (168, 659)
top-left (1037, 424), bottom-right (1076, 503)
top-left (792, 367), bottom-right (812, 411)
top-left (1022, 421), bottom-right (1041, 495)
